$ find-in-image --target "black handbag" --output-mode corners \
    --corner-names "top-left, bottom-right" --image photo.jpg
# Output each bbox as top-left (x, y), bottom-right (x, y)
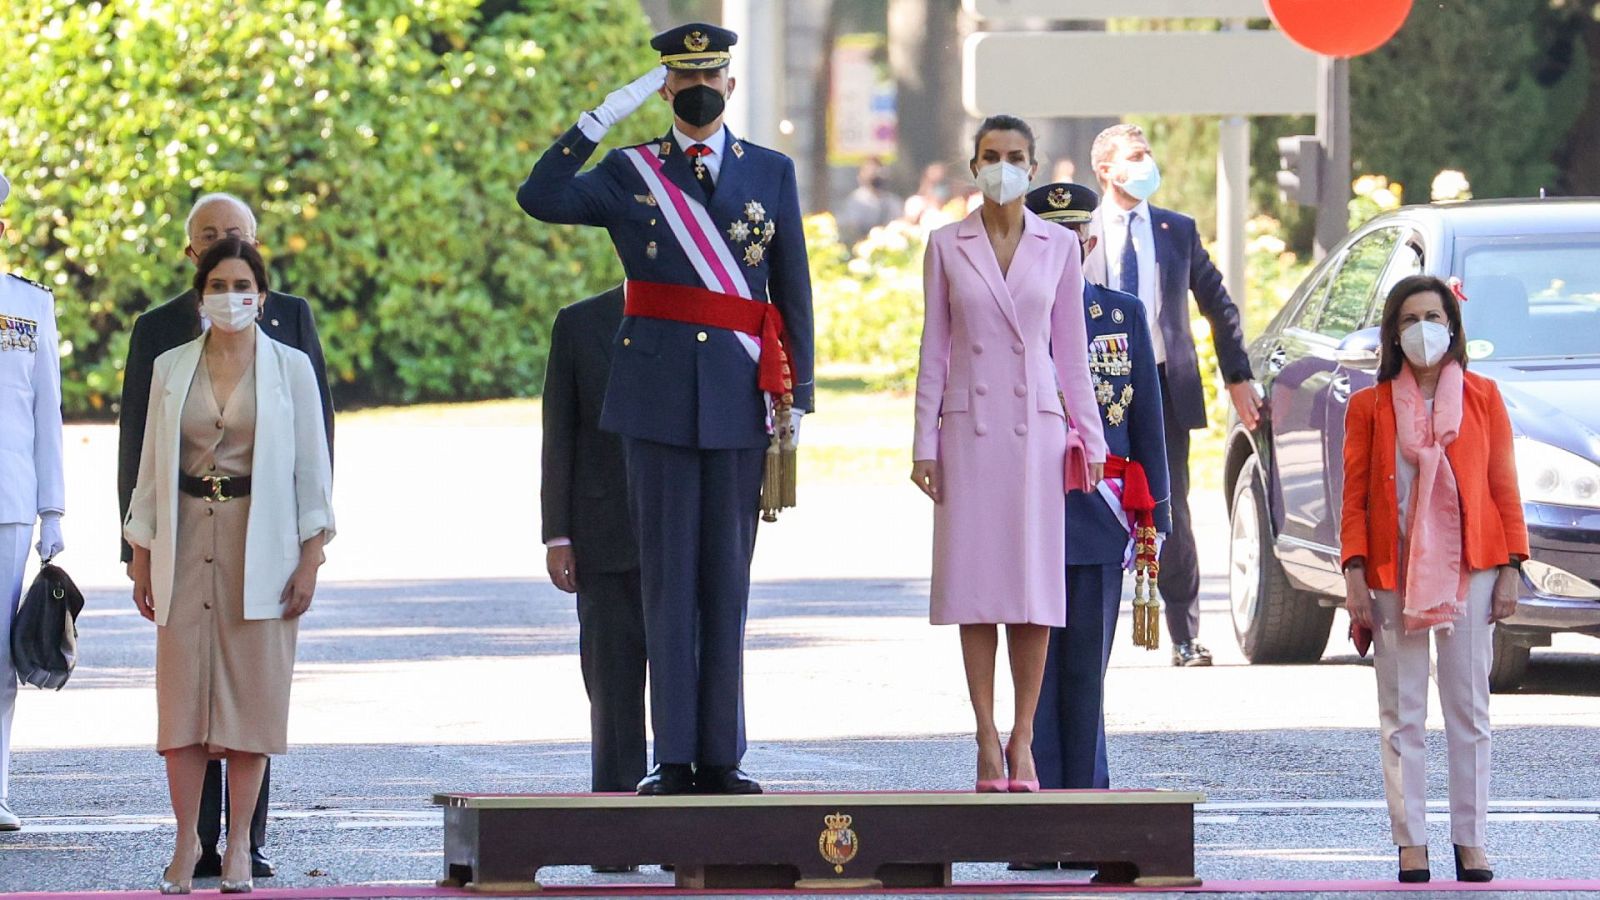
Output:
top-left (10, 562), bottom-right (85, 691)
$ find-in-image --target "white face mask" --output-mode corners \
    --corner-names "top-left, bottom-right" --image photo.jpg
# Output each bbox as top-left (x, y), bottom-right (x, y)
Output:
top-left (1399, 320), bottom-right (1452, 368)
top-left (1118, 156), bottom-right (1162, 202)
top-left (975, 161), bottom-right (1032, 205)
top-left (202, 291), bottom-right (260, 333)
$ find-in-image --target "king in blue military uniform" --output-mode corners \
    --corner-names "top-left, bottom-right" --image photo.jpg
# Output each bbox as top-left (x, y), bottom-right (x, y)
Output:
top-left (517, 23), bottom-right (814, 795)
top-left (1026, 183), bottom-right (1171, 799)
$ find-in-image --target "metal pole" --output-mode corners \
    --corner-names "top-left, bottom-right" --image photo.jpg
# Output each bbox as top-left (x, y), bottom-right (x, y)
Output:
top-left (1313, 55), bottom-right (1350, 258)
top-left (1216, 19), bottom-right (1250, 314)
top-left (724, 0), bottom-right (784, 148)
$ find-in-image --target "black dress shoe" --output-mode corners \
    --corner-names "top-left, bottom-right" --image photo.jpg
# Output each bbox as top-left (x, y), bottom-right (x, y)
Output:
top-left (636, 764), bottom-right (695, 795)
top-left (193, 849), bottom-right (223, 879)
top-left (1170, 641), bottom-right (1214, 667)
top-left (1454, 845), bottom-right (1492, 882)
top-left (250, 849), bottom-right (275, 879)
top-left (591, 864), bottom-right (639, 874)
top-left (694, 765), bottom-right (762, 794)
top-left (1399, 846), bottom-right (1430, 883)
top-left (1006, 862), bottom-right (1058, 871)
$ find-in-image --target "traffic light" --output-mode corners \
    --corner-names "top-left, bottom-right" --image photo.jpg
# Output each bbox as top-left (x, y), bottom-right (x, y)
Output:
top-left (1276, 134), bottom-right (1323, 206)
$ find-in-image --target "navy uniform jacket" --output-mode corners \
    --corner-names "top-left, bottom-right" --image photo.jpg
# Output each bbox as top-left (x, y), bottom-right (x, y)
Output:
top-left (1067, 283), bottom-right (1172, 566)
top-left (1085, 206), bottom-right (1252, 432)
top-left (518, 125), bottom-right (815, 451)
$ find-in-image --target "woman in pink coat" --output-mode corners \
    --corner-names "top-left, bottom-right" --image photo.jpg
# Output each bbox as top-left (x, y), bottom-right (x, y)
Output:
top-left (912, 116), bottom-right (1107, 792)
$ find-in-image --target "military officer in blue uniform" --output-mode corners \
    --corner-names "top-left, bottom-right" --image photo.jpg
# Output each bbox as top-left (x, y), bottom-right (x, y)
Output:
top-left (1027, 183), bottom-right (1171, 798)
top-left (517, 23), bottom-right (814, 795)
top-left (0, 170), bottom-right (67, 832)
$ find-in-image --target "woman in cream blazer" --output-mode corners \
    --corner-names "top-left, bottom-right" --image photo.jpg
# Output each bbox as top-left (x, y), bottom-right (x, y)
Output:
top-left (124, 239), bottom-right (333, 891)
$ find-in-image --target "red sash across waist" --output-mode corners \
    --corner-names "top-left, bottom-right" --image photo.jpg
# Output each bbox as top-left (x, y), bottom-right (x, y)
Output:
top-left (624, 280), bottom-right (792, 398)
top-left (1104, 454), bottom-right (1155, 529)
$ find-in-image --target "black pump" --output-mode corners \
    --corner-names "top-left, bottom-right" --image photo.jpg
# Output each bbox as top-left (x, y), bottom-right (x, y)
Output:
top-left (1398, 846), bottom-right (1430, 883)
top-left (1454, 845), bottom-right (1494, 883)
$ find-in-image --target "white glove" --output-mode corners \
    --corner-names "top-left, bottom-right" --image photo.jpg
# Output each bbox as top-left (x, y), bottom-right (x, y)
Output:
top-left (589, 66), bottom-right (668, 130)
top-left (37, 512), bottom-right (64, 561)
top-left (788, 409), bottom-right (804, 446)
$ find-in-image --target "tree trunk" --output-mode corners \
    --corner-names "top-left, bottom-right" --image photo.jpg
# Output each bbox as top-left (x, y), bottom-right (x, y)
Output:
top-left (1556, 9), bottom-right (1600, 195)
top-left (889, 0), bottom-right (967, 189)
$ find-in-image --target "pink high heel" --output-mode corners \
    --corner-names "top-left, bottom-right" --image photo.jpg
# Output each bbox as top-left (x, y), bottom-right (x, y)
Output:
top-left (1005, 740), bottom-right (1041, 792)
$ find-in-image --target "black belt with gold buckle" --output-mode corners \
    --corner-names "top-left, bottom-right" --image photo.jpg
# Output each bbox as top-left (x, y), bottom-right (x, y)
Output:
top-left (178, 473), bottom-right (252, 502)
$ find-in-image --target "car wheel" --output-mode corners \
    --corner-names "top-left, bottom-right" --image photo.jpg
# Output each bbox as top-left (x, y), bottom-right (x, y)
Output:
top-left (1230, 455), bottom-right (1335, 663)
top-left (1488, 629), bottom-right (1531, 693)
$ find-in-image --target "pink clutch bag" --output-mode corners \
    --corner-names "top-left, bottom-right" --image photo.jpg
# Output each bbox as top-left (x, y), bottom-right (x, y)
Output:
top-left (1065, 425), bottom-right (1091, 493)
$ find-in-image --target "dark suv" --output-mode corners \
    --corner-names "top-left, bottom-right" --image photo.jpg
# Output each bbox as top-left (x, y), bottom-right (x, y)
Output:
top-left (1225, 198), bottom-right (1600, 690)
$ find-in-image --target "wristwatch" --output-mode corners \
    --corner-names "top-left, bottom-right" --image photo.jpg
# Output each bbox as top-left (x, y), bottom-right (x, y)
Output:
top-left (1506, 557), bottom-right (1524, 571)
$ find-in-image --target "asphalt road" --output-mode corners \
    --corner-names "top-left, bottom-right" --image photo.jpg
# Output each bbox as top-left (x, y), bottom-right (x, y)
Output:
top-left (4, 412), bottom-right (1599, 897)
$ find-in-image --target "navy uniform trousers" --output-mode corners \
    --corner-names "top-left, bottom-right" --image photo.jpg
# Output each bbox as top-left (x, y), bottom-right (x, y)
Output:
top-left (518, 121), bottom-right (814, 769)
top-left (1034, 284), bottom-right (1170, 789)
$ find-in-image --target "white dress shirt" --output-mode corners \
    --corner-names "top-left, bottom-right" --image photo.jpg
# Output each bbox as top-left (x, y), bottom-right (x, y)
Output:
top-left (673, 124), bottom-right (727, 185)
top-left (1100, 200), bottom-right (1166, 364)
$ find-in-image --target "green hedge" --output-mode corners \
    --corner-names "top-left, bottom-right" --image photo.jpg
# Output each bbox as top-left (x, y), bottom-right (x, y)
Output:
top-left (0, 0), bottom-right (659, 416)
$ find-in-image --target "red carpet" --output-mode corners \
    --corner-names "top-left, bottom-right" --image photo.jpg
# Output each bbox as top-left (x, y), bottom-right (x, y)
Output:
top-left (11, 879), bottom-right (1600, 898)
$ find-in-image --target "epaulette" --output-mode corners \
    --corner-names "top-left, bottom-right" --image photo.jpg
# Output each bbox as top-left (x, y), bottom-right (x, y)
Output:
top-left (6, 272), bottom-right (52, 294)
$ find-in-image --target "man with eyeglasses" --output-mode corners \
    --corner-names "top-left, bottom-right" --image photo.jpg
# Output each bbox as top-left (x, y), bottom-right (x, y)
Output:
top-left (115, 191), bottom-right (334, 879)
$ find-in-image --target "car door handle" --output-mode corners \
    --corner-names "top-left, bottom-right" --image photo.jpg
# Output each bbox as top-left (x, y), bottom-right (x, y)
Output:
top-left (1266, 346), bottom-right (1288, 373)
top-left (1330, 373), bottom-right (1352, 402)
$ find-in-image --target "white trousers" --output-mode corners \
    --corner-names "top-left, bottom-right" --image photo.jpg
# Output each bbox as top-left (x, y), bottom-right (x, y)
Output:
top-left (0, 523), bottom-right (30, 802)
top-left (1371, 569), bottom-right (1495, 847)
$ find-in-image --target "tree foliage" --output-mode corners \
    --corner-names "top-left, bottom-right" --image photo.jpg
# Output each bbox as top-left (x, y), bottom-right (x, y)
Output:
top-left (0, 0), bottom-right (659, 416)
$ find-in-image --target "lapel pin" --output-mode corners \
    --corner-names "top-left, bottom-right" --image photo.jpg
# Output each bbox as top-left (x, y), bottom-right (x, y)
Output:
top-left (1112, 308), bottom-right (1125, 324)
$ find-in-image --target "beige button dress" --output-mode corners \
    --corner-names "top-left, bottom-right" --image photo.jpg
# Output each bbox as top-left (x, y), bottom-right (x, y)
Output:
top-left (155, 358), bottom-right (298, 756)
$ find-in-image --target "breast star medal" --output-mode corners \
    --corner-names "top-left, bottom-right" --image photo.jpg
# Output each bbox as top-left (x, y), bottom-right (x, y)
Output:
top-left (1121, 383), bottom-right (1134, 406)
top-left (744, 200), bottom-right (766, 223)
top-left (744, 242), bottom-right (765, 267)
top-left (728, 220), bottom-right (751, 243)
top-left (1106, 401), bottom-right (1127, 426)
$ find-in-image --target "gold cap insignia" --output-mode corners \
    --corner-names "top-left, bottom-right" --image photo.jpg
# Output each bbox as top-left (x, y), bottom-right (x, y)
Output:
top-left (685, 31), bottom-right (710, 52)
top-left (1048, 187), bottom-right (1072, 209)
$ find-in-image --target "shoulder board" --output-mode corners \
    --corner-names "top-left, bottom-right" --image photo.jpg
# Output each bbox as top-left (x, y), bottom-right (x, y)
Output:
top-left (7, 272), bottom-right (52, 294)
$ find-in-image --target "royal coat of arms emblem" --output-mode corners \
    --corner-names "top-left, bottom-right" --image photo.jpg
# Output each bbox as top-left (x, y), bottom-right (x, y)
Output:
top-left (818, 812), bottom-right (860, 874)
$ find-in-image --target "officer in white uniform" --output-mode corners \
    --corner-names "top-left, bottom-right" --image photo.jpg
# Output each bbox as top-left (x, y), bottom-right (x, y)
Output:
top-left (0, 170), bottom-right (67, 831)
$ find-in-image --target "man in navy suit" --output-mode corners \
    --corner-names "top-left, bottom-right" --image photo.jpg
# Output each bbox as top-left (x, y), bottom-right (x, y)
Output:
top-left (1084, 125), bottom-right (1261, 668)
top-left (518, 23), bottom-right (814, 795)
top-left (1025, 183), bottom-right (1171, 808)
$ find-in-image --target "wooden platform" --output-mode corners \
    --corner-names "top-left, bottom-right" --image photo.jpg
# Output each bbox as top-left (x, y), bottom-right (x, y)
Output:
top-left (432, 789), bottom-right (1205, 892)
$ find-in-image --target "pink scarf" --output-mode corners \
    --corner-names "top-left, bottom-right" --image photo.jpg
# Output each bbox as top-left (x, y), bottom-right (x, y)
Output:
top-left (1393, 361), bottom-right (1468, 633)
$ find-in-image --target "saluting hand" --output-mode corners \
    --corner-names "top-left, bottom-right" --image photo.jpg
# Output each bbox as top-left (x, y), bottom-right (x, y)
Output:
top-left (590, 65), bottom-right (669, 129)
top-left (910, 460), bottom-right (941, 503)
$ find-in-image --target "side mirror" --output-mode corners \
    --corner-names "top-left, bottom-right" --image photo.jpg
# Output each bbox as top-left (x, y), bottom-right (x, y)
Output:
top-left (1334, 327), bottom-right (1382, 370)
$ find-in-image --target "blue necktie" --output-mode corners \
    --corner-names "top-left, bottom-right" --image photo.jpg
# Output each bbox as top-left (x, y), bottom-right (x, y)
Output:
top-left (1118, 212), bottom-right (1139, 297)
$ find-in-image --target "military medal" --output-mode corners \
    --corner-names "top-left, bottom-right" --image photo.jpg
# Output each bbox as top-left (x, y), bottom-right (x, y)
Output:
top-left (1095, 377), bottom-right (1114, 405)
top-left (1112, 307), bottom-right (1125, 324)
top-left (1121, 384), bottom-right (1134, 406)
top-left (744, 242), bottom-right (765, 267)
top-left (1106, 401), bottom-right (1126, 426)
top-left (728, 220), bottom-right (751, 242)
top-left (1089, 302), bottom-right (1102, 319)
top-left (647, 240), bottom-right (658, 260)
top-left (744, 200), bottom-right (766, 223)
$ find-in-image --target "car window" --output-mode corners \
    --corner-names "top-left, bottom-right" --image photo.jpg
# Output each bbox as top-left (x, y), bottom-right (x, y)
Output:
top-left (1317, 227), bottom-right (1401, 339)
top-left (1456, 234), bottom-right (1600, 360)
top-left (1288, 264), bottom-right (1336, 333)
top-left (1370, 232), bottom-right (1424, 326)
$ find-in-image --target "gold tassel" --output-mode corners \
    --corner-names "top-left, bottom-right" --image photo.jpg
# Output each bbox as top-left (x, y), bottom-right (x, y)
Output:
top-left (1131, 526), bottom-right (1161, 650)
top-left (761, 430), bottom-right (783, 523)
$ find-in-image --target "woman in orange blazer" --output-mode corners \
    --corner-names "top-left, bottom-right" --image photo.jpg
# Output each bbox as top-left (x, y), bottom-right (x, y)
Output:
top-left (1340, 274), bottom-right (1527, 884)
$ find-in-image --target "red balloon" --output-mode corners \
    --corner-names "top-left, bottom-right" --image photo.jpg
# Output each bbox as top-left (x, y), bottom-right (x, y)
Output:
top-left (1268, 0), bottom-right (1414, 57)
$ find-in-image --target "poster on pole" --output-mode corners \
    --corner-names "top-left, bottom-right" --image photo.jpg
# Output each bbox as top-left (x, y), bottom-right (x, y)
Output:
top-left (828, 33), bottom-right (897, 167)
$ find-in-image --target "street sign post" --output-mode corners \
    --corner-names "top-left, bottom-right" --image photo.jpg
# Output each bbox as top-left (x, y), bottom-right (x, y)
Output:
top-left (964, 0), bottom-right (1268, 18)
top-left (962, 31), bottom-right (1317, 118)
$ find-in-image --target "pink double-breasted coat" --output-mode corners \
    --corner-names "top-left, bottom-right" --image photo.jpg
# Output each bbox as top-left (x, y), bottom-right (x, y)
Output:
top-left (913, 209), bottom-right (1107, 626)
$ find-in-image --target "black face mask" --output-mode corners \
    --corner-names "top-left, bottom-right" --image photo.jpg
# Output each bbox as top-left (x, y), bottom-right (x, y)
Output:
top-left (672, 84), bottom-right (726, 129)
